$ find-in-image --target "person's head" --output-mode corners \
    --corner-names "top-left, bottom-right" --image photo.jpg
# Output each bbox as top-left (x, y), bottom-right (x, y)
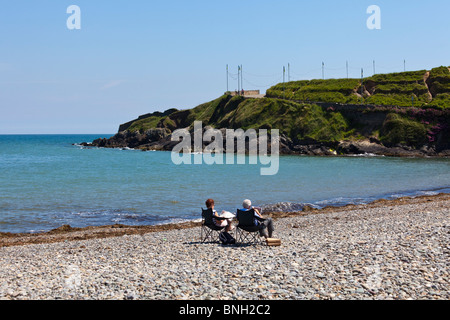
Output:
top-left (243, 199), bottom-right (252, 209)
top-left (205, 198), bottom-right (215, 209)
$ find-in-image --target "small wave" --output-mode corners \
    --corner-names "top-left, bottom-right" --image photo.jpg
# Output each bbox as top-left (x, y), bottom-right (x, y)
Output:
top-left (262, 202), bottom-right (306, 212)
top-left (386, 188), bottom-right (448, 200)
top-left (262, 198), bottom-right (374, 213)
top-left (314, 197), bottom-right (373, 208)
top-left (120, 147), bottom-right (140, 151)
top-left (416, 190), bottom-right (439, 196)
top-left (347, 153), bottom-right (384, 157)
top-left (262, 187), bottom-right (450, 214)
top-left (154, 217), bottom-right (202, 226)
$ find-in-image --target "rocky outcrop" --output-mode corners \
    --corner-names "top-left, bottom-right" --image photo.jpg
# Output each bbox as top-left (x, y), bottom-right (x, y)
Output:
top-left (336, 140), bottom-right (438, 157)
top-left (81, 128), bottom-right (173, 150)
top-left (82, 129), bottom-right (448, 157)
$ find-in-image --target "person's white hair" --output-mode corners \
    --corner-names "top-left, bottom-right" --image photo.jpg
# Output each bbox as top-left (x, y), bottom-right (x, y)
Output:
top-left (243, 199), bottom-right (252, 209)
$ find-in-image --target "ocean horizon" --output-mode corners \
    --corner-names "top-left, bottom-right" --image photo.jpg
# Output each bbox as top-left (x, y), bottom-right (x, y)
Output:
top-left (1, 134), bottom-right (449, 234)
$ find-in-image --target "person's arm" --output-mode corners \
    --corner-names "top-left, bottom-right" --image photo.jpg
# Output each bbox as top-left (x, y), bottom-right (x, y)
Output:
top-left (213, 210), bottom-right (226, 220)
top-left (253, 207), bottom-right (266, 224)
top-left (253, 207), bottom-right (263, 218)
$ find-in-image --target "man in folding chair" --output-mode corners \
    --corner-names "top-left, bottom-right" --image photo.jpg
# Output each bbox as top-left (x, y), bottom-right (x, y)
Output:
top-left (239, 199), bottom-right (274, 239)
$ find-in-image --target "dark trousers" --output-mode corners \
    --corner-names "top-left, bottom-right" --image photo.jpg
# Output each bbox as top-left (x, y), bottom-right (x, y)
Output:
top-left (258, 218), bottom-right (274, 238)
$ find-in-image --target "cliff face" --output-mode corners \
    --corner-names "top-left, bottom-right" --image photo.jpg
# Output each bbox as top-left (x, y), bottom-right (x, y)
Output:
top-left (84, 67), bottom-right (450, 157)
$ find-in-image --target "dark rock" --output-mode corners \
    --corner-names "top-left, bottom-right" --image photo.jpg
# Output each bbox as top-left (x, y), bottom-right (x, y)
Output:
top-left (81, 128), bottom-right (449, 158)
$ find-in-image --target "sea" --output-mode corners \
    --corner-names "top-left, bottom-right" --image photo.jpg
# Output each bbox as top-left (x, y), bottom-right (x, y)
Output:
top-left (0, 134), bottom-right (449, 234)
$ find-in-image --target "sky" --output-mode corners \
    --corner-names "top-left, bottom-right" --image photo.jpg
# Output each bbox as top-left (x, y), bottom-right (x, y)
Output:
top-left (0, 0), bottom-right (449, 134)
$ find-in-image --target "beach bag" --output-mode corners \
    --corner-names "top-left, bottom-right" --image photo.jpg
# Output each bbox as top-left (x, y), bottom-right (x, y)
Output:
top-left (219, 232), bottom-right (235, 245)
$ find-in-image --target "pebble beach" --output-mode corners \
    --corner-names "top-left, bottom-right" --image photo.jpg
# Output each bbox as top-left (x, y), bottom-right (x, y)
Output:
top-left (0, 194), bottom-right (448, 300)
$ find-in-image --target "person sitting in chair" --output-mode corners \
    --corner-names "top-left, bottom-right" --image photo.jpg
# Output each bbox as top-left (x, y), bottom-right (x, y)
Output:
top-left (241, 199), bottom-right (274, 238)
top-left (206, 198), bottom-right (234, 233)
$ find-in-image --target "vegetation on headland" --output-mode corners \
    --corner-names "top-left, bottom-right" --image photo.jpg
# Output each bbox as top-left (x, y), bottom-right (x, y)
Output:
top-left (91, 67), bottom-right (450, 156)
top-left (266, 66), bottom-right (450, 109)
top-left (121, 95), bottom-right (355, 143)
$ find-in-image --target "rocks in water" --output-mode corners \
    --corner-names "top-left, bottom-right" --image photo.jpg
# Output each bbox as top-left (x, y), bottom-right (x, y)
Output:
top-left (80, 128), bottom-right (447, 158)
top-left (337, 140), bottom-right (388, 156)
top-left (292, 144), bottom-right (337, 156)
top-left (262, 202), bottom-right (305, 212)
top-left (80, 129), bottom-right (172, 150)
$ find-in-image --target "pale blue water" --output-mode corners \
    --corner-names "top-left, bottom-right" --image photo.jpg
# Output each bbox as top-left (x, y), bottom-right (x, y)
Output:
top-left (0, 135), bottom-right (449, 233)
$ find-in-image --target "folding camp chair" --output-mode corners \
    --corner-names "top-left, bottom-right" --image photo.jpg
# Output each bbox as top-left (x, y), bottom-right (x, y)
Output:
top-left (200, 208), bottom-right (226, 243)
top-left (235, 208), bottom-right (265, 245)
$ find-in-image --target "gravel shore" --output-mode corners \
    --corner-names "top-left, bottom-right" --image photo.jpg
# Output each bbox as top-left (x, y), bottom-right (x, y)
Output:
top-left (0, 194), bottom-right (448, 300)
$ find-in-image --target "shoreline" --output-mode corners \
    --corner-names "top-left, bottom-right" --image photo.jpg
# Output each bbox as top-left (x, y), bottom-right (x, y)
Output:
top-left (0, 190), bottom-right (448, 300)
top-left (1, 192), bottom-right (449, 248)
top-left (79, 140), bottom-right (450, 158)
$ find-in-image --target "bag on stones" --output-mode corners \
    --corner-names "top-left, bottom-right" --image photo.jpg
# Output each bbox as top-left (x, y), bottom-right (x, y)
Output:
top-left (219, 232), bottom-right (235, 245)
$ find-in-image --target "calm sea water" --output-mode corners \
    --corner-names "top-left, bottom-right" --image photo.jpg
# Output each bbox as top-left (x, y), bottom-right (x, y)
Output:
top-left (0, 134), bottom-right (449, 233)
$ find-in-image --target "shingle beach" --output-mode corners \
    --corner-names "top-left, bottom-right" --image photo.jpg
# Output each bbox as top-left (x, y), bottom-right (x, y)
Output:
top-left (0, 194), bottom-right (448, 300)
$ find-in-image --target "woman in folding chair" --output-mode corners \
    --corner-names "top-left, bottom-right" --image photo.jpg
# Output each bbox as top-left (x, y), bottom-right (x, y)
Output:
top-left (206, 198), bottom-right (234, 233)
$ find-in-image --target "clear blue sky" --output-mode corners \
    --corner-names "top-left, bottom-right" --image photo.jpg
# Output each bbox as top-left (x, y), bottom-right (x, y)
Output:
top-left (0, 0), bottom-right (449, 134)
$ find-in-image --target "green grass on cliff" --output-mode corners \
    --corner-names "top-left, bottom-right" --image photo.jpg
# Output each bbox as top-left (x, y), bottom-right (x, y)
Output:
top-left (427, 66), bottom-right (450, 108)
top-left (380, 113), bottom-right (427, 147)
top-left (125, 95), bottom-right (353, 143)
top-left (266, 67), bottom-right (450, 109)
top-left (267, 79), bottom-right (361, 104)
top-left (127, 115), bottom-right (166, 132)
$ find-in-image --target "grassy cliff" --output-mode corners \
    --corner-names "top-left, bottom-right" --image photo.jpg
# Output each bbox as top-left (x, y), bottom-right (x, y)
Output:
top-left (107, 67), bottom-right (449, 154)
top-left (266, 66), bottom-right (450, 109)
top-left (123, 95), bottom-right (352, 143)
